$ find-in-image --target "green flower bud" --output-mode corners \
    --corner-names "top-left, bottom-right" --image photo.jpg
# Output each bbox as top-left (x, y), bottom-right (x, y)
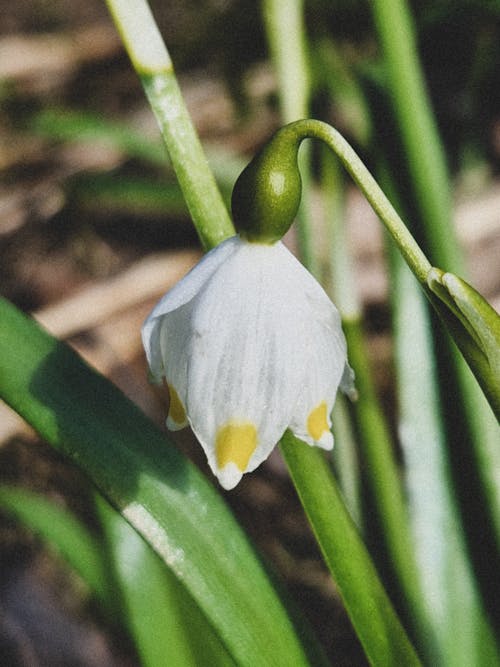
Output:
top-left (231, 127), bottom-right (303, 243)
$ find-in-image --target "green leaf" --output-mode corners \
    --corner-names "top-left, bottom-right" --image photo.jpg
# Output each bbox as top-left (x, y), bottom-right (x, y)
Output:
top-left (94, 494), bottom-right (234, 667)
top-left (33, 109), bottom-right (242, 196)
top-left (427, 267), bottom-right (500, 419)
top-left (0, 486), bottom-right (233, 666)
top-left (70, 173), bottom-right (189, 218)
top-left (340, 316), bottom-right (433, 647)
top-left (0, 296), bottom-right (320, 667)
top-left (280, 432), bottom-right (422, 667)
top-left (392, 256), bottom-right (499, 666)
top-left (0, 486), bottom-right (113, 607)
top-left (32, 108), bottom-right (169, 166)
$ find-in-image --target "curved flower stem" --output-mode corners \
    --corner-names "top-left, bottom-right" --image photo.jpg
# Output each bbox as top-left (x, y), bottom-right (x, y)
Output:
top-left (234, 117), bottom-right (499, 418)
top-left (278, 120), bottom-right (432, 284)
top-left (233, 118), bottom-right (431, 283)
top-left (105, 0), bottom-right (234, 249)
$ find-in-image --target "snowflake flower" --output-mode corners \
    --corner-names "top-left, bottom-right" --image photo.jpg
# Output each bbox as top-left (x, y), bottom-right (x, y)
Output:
top-left (142, 235), bottom-right (355, 489)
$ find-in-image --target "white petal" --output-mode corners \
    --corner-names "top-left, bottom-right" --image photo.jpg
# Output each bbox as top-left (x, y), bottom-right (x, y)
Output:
top-left (185, 241), bottom-right (310, 488)
top-left (158, 302), bottom-right (192, 429)
top-left (217, 463), bottom-right (244, 491)
top-left (288, 333), bottom-right (339, 450)
top-left (287, 265), bottom-right (351, 449)
top-left (141, 235), bottom-right (240, 381)
top-left (141, 235), bottom-right (354, 489)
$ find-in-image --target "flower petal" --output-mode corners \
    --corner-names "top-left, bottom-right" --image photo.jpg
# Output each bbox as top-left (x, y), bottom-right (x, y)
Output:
top-left (214, 421), bottom-right (258, 489)
top-left (157, 302), bottom-right (192, 429)
top-left (287, 266), bottom-right (352, 449)
top-left (185, 241), bottom-right (310, 488)
top-left (141, 235), bottom-right (240, 382)
top-left (141, 235), bottom-right (354, 489)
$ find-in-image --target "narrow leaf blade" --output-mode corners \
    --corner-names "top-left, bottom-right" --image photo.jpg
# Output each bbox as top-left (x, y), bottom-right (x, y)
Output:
top-left (0, 297), bottom-right (316, 667)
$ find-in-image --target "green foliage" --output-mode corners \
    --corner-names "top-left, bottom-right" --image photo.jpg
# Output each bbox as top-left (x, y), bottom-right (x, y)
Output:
top-left (0, 297), bottom-right (317, 667)
top-left (2, 1), bottom-right (500, 665)
top-left (0, 487), bottom-right (233, 666)
top-left (280, 433), bottom-right (422, 666)
top-left (33, 109), bottom-right (169, 166)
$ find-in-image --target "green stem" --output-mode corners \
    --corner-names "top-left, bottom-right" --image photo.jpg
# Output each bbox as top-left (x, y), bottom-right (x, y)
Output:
top-left (262, 0), bottom-right (309, 123)
top-left (262, 0), bottom-right (319, 275)
top-left (105, 0), bottom-right (234, 249)
top-left (242, 119), bottom-right (431, 282)
top-left (280, 434), bottom-right (422, 667)
top-left (298, 120), bottom-right (432, 281)
top-left (391, 251), bottom-right (499, 666)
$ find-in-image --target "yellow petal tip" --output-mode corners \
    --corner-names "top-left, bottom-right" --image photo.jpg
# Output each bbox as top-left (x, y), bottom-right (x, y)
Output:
top-left (307, 401), bottom-right (330, 441)
top-left (216, 421), bottom-right (257, 473)
top-left (167, 383), bottom-right (187, 428)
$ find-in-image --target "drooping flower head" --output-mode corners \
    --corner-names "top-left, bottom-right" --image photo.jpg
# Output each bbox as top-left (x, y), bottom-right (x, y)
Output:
top-left (142, 126), bottom-right (355, 489)
top-left (142, 235), bottom-right (355, 489)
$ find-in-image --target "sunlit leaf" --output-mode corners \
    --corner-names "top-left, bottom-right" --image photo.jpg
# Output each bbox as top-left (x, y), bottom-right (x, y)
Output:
top-left (0, 297), bottom-right (321, 667)
top-left (0, 486), bottom-right (233, 666)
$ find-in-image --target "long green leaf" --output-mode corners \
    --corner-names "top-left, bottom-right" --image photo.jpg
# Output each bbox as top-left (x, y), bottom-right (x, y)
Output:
top-left (343, 318), bottom-right (424, 610)
top-left (280, 432), bottom-right (422, 667)
top-left (371, 0), bottom-right (500, 558)
top-left (0, 486), bottom-right (113, 607)
top-left (392, 255), bottom-right (499, 666)
top-left (71, 173), bottom-right (189, 218)
top-left (0, 486), bottom-right (233, 666)
top-left (0, 297), bottom-right (319, 667)
top-left (94, 494), bottom-right (234, 667)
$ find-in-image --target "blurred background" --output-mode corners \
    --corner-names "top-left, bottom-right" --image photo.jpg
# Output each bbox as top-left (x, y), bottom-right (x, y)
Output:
top-left (1, 1), bottom-right (499, 665)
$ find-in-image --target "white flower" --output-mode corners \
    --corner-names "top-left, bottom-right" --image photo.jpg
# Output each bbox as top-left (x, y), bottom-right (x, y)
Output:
top-left (142, 235), bottom-right (355, 490)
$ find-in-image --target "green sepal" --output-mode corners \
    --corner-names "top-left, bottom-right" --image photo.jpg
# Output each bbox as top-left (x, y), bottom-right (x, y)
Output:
top-left (427, 267), bottom-right (500, 419)
top-left (231, 127), bottom-right (303, 243)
